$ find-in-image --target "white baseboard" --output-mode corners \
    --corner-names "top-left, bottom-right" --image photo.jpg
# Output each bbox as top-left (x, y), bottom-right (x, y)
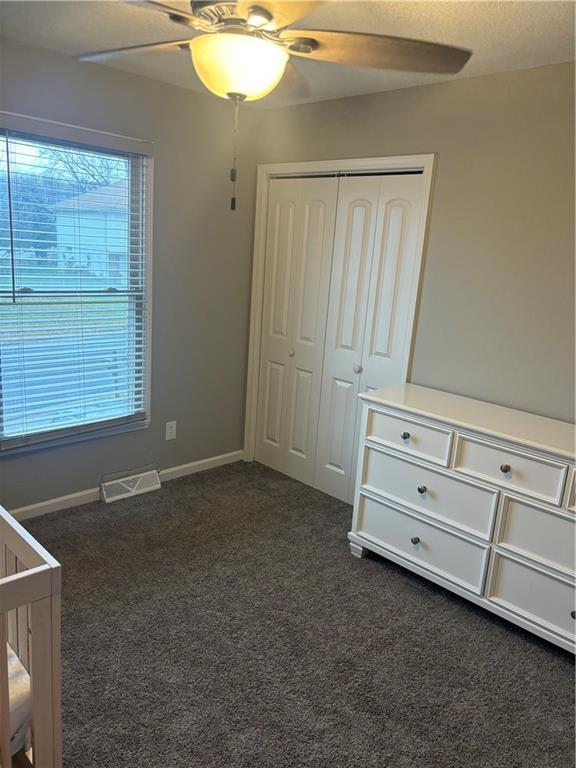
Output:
top-left (12, 488), bottom-right (101, 522)
top-left (10, 450), bottom-right (245, 522)
top-left (158, 450), bottom-right (244, 482)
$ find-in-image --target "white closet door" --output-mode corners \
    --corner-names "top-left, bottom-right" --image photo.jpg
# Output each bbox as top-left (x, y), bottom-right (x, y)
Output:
top-left (313, 177), bottom-right (381, 501)
top-left (315, 174), bottom-right (427, 503)
top-left (255, 177), bottom-right (338, 484)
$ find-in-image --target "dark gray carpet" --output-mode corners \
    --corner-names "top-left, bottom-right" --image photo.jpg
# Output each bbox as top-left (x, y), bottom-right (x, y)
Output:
top-left (26, 461), bottom-right (574, 768)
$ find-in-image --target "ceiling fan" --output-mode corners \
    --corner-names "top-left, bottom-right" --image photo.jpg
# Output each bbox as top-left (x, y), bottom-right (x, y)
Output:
top-left (78, 0), bottom-right (473, 102)
top-left (78, 1), bottom-right (471, 208)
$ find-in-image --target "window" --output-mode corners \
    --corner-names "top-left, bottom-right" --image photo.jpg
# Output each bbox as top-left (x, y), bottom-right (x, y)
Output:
top-left (0, 129), bottom-right (150, 450)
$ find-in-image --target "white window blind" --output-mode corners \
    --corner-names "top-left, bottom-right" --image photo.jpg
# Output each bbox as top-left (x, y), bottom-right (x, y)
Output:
top-left (0, 130), bottom-right (150, 450)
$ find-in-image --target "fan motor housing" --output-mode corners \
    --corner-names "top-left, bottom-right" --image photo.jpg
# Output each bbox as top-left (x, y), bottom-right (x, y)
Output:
top-left (191, 1), bottom-right (244, 24)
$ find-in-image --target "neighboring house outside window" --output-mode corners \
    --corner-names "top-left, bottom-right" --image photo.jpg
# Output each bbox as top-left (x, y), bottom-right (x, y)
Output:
top-left (0, 124), bottom-right (151, 451)
top-left (53, 179), bottom-right (130, 283)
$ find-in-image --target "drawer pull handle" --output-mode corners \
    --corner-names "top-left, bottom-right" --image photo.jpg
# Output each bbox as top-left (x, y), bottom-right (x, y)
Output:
top-left (400, 431), bottom-right (410, 440)
top-left (571, 610), bottom-right (576, 620)
top-left (417, 485), bottom-right (427, 495)
top-left (410, 536), bottom-right (421, 545)
top-left (500, 463), bottom-right (511, 474)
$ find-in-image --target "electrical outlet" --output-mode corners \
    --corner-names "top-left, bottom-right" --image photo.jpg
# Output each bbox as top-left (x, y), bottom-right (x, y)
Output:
top-left (165, 421), bottom-right (177, 441)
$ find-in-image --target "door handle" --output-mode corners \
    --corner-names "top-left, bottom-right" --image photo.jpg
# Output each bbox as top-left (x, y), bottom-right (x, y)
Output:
top-left (288, 349), bottom-right (295, 358)
top-left (353, 364), bottom-right (363, 374)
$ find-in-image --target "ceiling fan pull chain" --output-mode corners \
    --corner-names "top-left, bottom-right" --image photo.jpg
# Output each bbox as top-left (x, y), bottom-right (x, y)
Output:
top-left (229, 93), bottom-right (243, 211)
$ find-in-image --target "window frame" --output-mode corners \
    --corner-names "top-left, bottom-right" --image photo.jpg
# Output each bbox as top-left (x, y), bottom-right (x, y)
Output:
top-left (0, 112), bottom-right (154, 455)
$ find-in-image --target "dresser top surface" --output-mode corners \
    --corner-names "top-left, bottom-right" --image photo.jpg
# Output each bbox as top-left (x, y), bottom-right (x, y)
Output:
top-left (360, 385), bottom-right (575, 459)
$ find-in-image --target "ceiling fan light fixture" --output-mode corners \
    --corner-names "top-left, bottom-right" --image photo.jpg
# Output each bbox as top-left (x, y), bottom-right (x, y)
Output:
top-left (190, 33), bottom-right (289, 101)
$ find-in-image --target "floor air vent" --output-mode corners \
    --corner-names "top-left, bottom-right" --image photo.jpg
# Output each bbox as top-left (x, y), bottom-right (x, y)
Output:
top-left (100, 467), bottom-right (161, 503)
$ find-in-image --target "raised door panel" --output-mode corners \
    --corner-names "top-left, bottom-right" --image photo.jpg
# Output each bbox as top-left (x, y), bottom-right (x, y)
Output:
top-left (361, 175), bottom-right (425, 392)
top-left (322, 376), bottom-right (356, 477)
top-left (314, 178), bottom-right (381, 501)
top-left (262, 361), bottom-right (285, 448)
top-left (367, 200), bottom-right (408, 360)
top-left (268, 199), bottom-right (295, 340)
top-left (294, 200), bottom-right (328, 347)
top-left (336, 200), bottom-right (373, 353)
top-left (256, 177), bottom-right (338, 484)
top-left (287, 367), bottom-right (312, 458)
top-left (328, 181), bottom-right (379, 366)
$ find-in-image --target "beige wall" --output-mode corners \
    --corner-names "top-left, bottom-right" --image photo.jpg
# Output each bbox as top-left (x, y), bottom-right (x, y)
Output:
top-left (0, 38), bottom-right (260, 509)
top-left (254, 62), bottom-right (575, 423)
top-left (0, 38), bottom-right (573, 509)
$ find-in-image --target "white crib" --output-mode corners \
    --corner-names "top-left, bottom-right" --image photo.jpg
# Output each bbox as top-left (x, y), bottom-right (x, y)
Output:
top-left (0, 505), bottom-right (61, 768)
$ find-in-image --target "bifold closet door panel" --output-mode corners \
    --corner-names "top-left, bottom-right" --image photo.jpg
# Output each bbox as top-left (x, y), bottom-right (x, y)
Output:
top-left (348, 174), bottom-right (427, 498)
top-left (255, 177), bottom-right (338, 484)
top-left (359, 174), bottom-right (426, 392)
top-left (314, 177), bottom-right (382, 501)
top-left (315, 174), bottom-right (427, 503)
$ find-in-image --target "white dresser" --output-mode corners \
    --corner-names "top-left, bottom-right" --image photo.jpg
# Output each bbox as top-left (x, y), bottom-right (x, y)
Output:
top-left (349, 384), bottom-right (576, 652)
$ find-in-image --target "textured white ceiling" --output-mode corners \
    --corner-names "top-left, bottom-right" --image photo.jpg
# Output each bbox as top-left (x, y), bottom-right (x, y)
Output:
top-left (0, 1), bottom-right (574, 107)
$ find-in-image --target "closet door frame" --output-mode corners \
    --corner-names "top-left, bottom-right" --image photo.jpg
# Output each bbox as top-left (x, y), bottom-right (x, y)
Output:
top-left (243, 154), bottom-right (436, 461)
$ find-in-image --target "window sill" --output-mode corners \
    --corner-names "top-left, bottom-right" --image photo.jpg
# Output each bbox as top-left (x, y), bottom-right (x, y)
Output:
top-left (0, 417), bottom-right (150, 457)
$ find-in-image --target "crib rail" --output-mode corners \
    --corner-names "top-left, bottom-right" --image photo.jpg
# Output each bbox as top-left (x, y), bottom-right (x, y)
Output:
top-left (0, 506), bottom-right (61, 768)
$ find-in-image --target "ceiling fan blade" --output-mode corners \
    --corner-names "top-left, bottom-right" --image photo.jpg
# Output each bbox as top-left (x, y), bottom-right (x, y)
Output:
top-left (126, 0), bottom-right (198, 27)
top-left (281, 29), bottom-right (472, 74)
top-left (78, 38), bottom-right (196, 62)
top-left (237, 1), bottom-right (320, 30)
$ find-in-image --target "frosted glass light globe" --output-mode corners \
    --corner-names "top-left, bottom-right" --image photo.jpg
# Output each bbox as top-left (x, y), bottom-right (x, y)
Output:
top-left (190, 33), bottom-right (289, 101)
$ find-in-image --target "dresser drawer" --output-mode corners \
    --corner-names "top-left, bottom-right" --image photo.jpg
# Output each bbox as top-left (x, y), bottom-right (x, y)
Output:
top-left (497, 496), bottom-right (575, 573)
top-left (487, 552), bottom-right (576, 640)
top-left (454, 435), bottom-right (568, 505)
top-left (362, 447), bottom-right (498, 539)
top-left (366, 408), bottom-right (452, 466)
top-left (356, 494), bottom-right (489, 593)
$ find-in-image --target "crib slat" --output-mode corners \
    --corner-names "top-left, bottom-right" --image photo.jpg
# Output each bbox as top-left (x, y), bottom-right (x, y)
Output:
top-left (50, 596), bottom-right (62, 768)
top-left (0, 614), bottom-right (12, 768)
top-left (5, 550), bottom-right (17, 655)
top-left (16, 560), bottom-right (29, 671)
top-left (30, 597), bottom-right (55, 768)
